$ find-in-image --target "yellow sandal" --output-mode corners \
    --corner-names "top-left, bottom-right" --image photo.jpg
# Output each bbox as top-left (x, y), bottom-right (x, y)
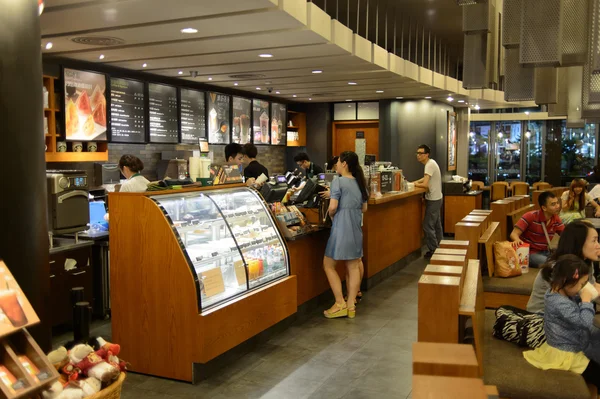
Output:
top-left (324, 302), bottom-right (348, 319)
top-left (347, 306), bottom-right (356, 319)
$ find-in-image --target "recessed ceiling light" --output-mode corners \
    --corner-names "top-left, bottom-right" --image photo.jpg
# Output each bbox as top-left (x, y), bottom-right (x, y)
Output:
top-left (458, 100), bottom-right (465, 103)
top-left (45, 42), bottom-right (53, 50)
top-left (396, 97), bottom-right (404, 99)
top-left (475, 105), bottom-right (480, 110)
top-left (376, 90), bottom-right (384, 93)
top-left (425, 96), bottom-right (431, 99)
top-left (525, 111), bottom-right (530, 115)
top-left (208, 77), bottom-right (213, 81)
top-left (275, 91), bottom-right (280, 94)
top-left (259, 54), bottom-right (273, 58)
top-left (99, 54), bottom-right (105, 60)
top-left (312, 70), bottom-right (323, 74)
top-left (309, 98), bottom-right (312, 101)
top-left (293, 95), bottom-right (297, 98)
top-left (178, 71), bottom-right (183, 75)
top-left (447, 96), bottom-right (454, 102)
top-left (346, 99), bottom-right (352, 101)
top-left (180, 28), bottom-right (198, 34)
top-left (234, 82), bottom-right (238, 86)
top-left (348, 82), bottom-right (357, 85)
top-left (256, 87), bottom-right (261, 90)
top-left (142, 63), bottom-right (147, 68)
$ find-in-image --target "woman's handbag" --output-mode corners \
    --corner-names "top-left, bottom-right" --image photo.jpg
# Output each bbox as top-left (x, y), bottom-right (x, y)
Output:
top-left (493, 306), bottom-right (546, 349)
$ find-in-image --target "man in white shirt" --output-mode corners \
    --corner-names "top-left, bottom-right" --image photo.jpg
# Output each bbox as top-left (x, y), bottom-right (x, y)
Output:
top-left (413, 145), bottom-right (443, 259)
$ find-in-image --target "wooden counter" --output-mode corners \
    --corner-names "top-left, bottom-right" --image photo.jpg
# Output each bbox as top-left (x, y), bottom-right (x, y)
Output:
top-left (364, 189), bottom-right (425, 279)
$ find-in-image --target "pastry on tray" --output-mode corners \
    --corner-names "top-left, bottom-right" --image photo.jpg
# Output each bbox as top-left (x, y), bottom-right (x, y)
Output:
top-left (76, 90), bottom-right (92, 114)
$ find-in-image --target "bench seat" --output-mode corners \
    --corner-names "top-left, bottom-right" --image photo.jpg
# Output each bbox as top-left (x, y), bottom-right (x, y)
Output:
top-left (483, 310), bottom-right (591, 399)
top-left (482, 269), bottom-right (539, 296)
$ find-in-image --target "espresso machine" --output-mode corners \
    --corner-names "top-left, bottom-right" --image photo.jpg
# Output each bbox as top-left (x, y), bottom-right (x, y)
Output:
top-left (46, 170), bottom-right (90, 248)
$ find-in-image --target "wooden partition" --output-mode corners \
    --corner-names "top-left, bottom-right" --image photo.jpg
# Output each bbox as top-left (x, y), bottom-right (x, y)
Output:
top-left (413, 342), bottom-right (479, 378)
top-left (532, 187), bottom-right (568, 209)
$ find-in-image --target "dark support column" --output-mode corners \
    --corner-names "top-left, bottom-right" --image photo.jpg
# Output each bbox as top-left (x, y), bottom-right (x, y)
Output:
top-left (0, 0), bottom-right (51, 350)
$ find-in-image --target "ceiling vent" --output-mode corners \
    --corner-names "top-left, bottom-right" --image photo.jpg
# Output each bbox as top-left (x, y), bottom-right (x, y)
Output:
top-left (228, 74), bottom-right (266, 79)
top-left (458, 0), bottom-right (485, 5)
top-left (311, 93), bottom-right (335, 97)
top-left (70, 36), bottom-right (125, 46)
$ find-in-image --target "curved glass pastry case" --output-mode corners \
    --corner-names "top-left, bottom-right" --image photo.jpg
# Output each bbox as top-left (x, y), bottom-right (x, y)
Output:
top-left (151, 187), bottom-right (289, 311)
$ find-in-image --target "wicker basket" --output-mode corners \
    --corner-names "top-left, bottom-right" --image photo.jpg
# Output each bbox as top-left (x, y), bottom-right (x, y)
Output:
top-left (87, 373), bottom-right (126, 399)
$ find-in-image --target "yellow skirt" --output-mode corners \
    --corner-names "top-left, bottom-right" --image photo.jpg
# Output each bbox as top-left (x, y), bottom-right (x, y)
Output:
top-left (523, 342), bottom-right (590, 374)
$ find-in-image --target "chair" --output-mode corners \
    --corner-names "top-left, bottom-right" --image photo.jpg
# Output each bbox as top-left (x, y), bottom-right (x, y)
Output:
top-left (532, 182), bottom-right (551, 191)
top-left (471, 181), bottom-right (485, 191)
top-left (491, 182), bottom-right (509, 201)
top-left (511, 182), bottom-right (530, 196)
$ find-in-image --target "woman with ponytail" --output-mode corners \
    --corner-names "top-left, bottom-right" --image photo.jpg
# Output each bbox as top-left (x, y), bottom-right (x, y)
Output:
top-left (322, 151), bottom-right (369, 319)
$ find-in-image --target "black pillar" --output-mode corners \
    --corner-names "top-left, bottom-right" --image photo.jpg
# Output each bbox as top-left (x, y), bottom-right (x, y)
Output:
top-left (0, 0), bottom-right (51, 350)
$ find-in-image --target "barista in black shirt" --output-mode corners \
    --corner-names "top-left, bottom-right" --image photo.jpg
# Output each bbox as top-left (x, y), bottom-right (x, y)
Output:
top-left (294, 152), bottom-right (324, 178)
top-left (242, 143), bottom-right (269, 181)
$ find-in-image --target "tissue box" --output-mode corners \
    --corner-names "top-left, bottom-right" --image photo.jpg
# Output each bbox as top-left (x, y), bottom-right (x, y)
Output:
top-left (516, 243), bottom-right (530, 274)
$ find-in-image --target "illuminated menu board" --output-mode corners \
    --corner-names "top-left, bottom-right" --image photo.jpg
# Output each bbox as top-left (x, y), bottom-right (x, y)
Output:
top-left (149, 83), bottom-right (178, 143)
top-left (180, 88), bottom-right (206, 144)
top-left (110, 77), bottom-right (146, 143)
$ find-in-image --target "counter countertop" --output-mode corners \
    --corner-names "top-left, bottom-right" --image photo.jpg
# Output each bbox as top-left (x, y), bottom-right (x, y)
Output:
top-left (285, 226), bottom-right (329, 241)
top-left (368, 188), bottom-right (426, 205)
top-left (49, 238), bottom-right (93, 254)
top-left (444, 190), bottom-right (483, 197)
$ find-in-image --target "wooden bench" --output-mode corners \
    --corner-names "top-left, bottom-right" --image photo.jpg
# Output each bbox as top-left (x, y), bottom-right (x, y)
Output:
top-left (413, 375), bottom-right (489, 398)
top-left (455, 211), bottom-right (495, 260)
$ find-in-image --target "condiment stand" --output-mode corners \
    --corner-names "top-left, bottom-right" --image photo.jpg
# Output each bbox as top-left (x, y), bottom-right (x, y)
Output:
top-left (0, 260), bottom-right (59, 398)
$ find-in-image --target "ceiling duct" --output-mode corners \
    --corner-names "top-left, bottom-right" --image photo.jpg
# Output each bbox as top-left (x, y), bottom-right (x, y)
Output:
top-left (70, 36), bottom-right (125, 46)
top-left (583, 0), bottom-right (600, 116)
top-left (463, 33), bottom-right (488, 89)
top-left (504, 47), bottom-right (535, 101)
top-left (463, 0), bottom-right (491, 33)
top-left (502, 0), bottom-right (522, 49)
top-left (457, 0), bottom-right (485, 5)
top-left (534, 67), bottom-right (558, 105)
top-left (228, 74), bottom-right (266, 79)
top-left (462, 0), bottom-right (497, 89)
top-left (548, 67), bottom-right (568, 116)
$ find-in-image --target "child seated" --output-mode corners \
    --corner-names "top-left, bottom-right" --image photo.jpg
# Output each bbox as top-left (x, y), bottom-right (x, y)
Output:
top-left (524, 254), bottom-right (600, 388)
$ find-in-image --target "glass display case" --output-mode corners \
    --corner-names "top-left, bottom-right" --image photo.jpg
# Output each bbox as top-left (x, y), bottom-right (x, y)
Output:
top-left (151, 187), bottom-right (289, 311)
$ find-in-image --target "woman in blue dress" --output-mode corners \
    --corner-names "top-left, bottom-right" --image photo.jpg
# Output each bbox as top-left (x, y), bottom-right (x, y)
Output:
top-left (323, 151), bottom-right (369, 319)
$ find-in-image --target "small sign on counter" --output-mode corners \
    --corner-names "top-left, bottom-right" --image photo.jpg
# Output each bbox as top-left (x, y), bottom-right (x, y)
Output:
top-left (380, 171), bottom-right (393, 193)
top-left (234, 260), bottom-right (247, 286)
top-left (199, 267), bottom-right (225, 298)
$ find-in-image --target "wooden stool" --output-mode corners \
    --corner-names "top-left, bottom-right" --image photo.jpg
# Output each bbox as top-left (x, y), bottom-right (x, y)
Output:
top-left (413, 342), bottom-right (479, 378)
top-left (418, 275), bottom-right (461, 343)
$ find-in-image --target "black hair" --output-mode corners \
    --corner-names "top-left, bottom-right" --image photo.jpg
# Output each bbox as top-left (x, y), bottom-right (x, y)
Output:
top-left (549, 254), bottom-right (590, 293)
top-left (224, 143), bottom-right (244, 161)
top-left (294, 152), bottom-right (310, 163)
top-left (219, 121), bottom-right (228, 129)
top-left (118, 154), bottom-right (144, 173)
top-left (243, 143), bottom-right (258, 159)
top-left (538, 190), bottom-right (557, 208)
top-left (327, 156), bottom-right (339, 171)
top-left (339, 151), bottom-right (369, 202)
top-left (541, 220), bottom-right (596, 282)
top-left (418, 144), bottom-right (431, 154)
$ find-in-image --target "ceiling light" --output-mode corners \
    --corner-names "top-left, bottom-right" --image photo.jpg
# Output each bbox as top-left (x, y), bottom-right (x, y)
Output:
top-left (45, 42), bottom-right (53, 50)
top-left (348, 82), bottom-right (357, 85)
top-left (525, 111), bottom-right (530, 115)
top-left (376, 90), bottom-right (384, 93)
top-left (234, 82), bottom-right (238, 86)
top-left (99, 54), bottom-right (105, 60)
top-left (312, 70), bottom-right (323, 74)
top-left (208, 77), bottom-right (213, 81)
top-left (425, 96), bottom-right (432, 99)
top-left (178, 71), bottom-right (183, 75)
top-left (256, 87), bottom-right (261, 90)
top-left (396, 97), bottom-right (404, 99)
top-left (259, 54), bottom-right (273, 58)
top-left (180, 28), bottom-right (198, 34)
top-left (275, 91), bottom-right (280, 94)
top-left (293, 95), bottom-right (297, 98)
top-left (447, 96), bottom-right (454, 102)
top-left (475, 105), bottom-right (480, 110)
top-left (458, 100), bottom-right (465, 103)
top-left (309, 98), bottom-right (312, 101)
top-left (142, 63), bottom-right (147, 68)
top-left (346, 99), bottom-right (352, 102)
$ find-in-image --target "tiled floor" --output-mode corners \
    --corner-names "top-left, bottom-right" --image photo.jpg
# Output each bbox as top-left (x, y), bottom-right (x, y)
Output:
top-left (62, 255), bottom-right (426, 399)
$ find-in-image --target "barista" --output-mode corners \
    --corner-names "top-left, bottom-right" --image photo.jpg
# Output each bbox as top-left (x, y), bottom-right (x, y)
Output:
top-left (118, 155), bottom-right (150, 193)
top-left (224, 143), bottom-right (244, 166)
top-left (294, 152), bottom-right (324, 178)
top-left (242, 143), bottom-right (269, 181)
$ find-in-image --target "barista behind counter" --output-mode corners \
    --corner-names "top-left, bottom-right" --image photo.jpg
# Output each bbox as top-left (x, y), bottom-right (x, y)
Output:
top-left (294, 152), bottom-right (324, 178)
top-left (118, 155), bottom-right (150, 193)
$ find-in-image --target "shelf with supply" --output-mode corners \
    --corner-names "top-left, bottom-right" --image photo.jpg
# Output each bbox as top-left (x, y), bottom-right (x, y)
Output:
top-left (42, 75), bottom-right (109, 163)
top-left (286, 110), bottom-right (306, 147)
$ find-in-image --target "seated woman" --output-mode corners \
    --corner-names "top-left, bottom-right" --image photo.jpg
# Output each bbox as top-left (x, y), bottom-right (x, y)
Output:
top-left (527, 220), bottom-right (600, 314)
top-left (561, 178), bottom-right (600, 224)
top-left (524, 255), bottom-right (600, 389)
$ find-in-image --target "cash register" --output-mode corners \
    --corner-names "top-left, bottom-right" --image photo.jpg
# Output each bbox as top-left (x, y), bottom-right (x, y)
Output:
top-left (260, 175), bottom-right (289, 203)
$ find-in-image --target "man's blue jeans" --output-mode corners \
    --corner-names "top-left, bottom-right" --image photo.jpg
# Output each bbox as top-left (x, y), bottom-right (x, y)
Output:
top-left (530, 251), bottom-right (551, 268)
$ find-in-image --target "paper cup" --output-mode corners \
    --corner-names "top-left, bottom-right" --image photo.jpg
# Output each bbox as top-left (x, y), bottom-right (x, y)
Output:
top-left (582, 282), bottom-right (599, 301)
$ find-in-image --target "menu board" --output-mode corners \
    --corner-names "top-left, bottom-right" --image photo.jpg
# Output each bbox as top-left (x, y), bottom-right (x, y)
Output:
top-left (148, 83), bottom-right (178, 143)
top-left (270, 103), bottom-right (286, 145)
top-left (252, 99), bottom-right (270, 145)
top-left (207, 92), bottom-right (230, 144)
top-left (180, 88), bottom-right (206, 143)
top-left (63, 68), bottom-right (107, 141)
top-left (0, 260), bottom-right (40, 338)
top-left (232, 97), bottom-right (251, 144)
top-left (110, 77), bottom-right (146, 143)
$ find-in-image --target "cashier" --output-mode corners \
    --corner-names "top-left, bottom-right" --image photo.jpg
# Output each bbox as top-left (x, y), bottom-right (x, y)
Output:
top-left (118, 155), bottom-right (150, 193)
top-left (294, 152), bottom-right (324, 178)
top-left (224, 143), bottom-right (244, 167)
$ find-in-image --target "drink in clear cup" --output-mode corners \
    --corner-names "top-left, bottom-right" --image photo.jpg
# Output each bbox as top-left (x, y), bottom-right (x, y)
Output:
top-left (209, 108), bottom-right (218, 133)
top-left (271, 118), bottom-right (279, 145)
top-left (0, 290), bottom-right (27, 327)
top-left (260, 112), bottom-right (269, 143)
top-left (240, 114), bottom-right (250, 143)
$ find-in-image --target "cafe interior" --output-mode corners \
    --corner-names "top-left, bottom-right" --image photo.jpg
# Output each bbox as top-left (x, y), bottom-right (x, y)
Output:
top-left (2, 0), bottom-right (600, 398)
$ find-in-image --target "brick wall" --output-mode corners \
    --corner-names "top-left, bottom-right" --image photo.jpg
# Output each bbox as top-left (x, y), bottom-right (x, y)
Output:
top-left (47, 143), bottom-right (286, 187)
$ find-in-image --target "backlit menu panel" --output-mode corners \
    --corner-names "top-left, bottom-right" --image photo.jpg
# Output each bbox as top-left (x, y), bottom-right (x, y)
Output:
top-left (180, 88), bottom-right (206, 143)
top-left (110, 77), bottom-right (146, 143)
top-left (149, 83), bottom-right (178, 143)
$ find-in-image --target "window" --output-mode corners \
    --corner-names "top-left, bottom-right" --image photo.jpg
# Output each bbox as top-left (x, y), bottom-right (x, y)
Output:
top-left (562, 123), bottom-right (597, 183)
top-left (494, 121), bottom-right (521, 182)
top-left (468, 122), bottom-right (491, 184)
top-left (524, 121), bottom-right (543, 184)
top-left (334, 103), bottom-right (356, 120)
